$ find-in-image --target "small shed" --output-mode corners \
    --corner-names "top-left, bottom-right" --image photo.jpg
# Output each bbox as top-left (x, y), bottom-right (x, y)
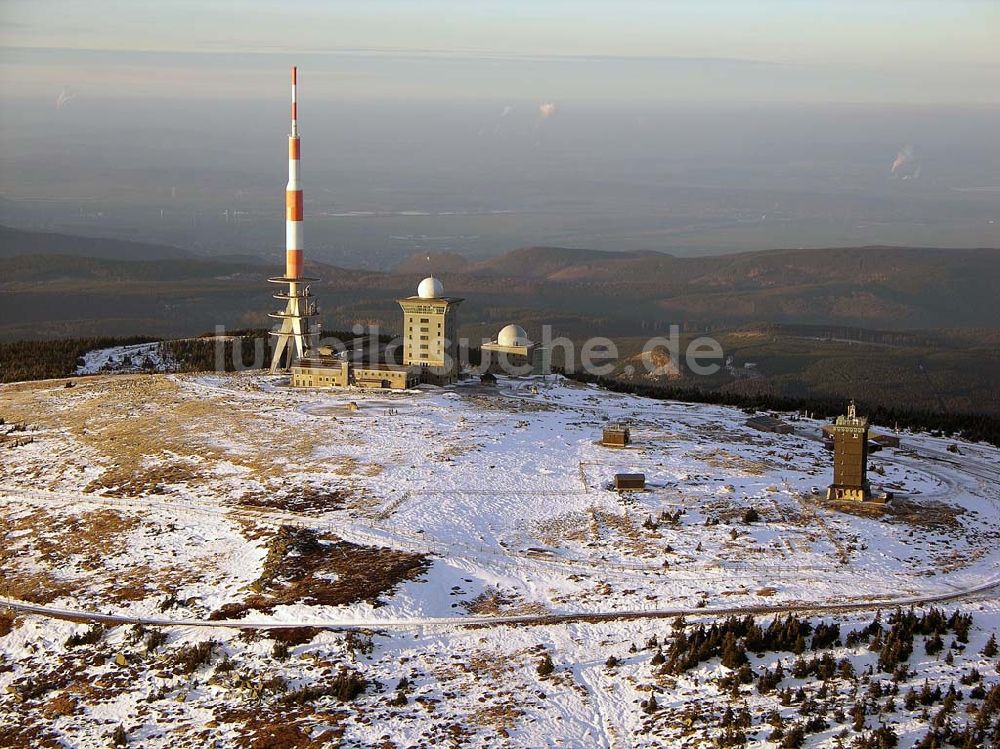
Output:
top-left (614, 473), bottom-right (646, 491)
top-left (602, 423), bottom-right (631, 447)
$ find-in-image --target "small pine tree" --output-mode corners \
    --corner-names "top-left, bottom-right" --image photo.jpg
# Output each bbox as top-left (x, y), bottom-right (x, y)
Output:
top-left (271, 640), bottom-right (290, 661)
top-left (982, 633), bottom-right (998, 658)
top-left (721, 632), bottom-right (748, 669)
top-left (793, 634), bottom-right (806, 656)
top-left (853, 712), bottom-right (865, 732)
top-left (926, 633), bottom-right (944, 656)
top-left (643, 694), bottom-right (659, 714)
top-left (537, 652), bottom-right (554, 677)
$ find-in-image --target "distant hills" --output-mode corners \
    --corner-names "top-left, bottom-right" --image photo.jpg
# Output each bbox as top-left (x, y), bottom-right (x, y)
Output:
top-left (2, 225), bottom-right (999, 337)
top-left (401, 244), bottom-right (1000, 330)
top-left (1, 226), bottom-right (997, 414)
top-left (0, 225), bottom-right (195, 262)
top-left (453, 242), bottom-right (999, 293)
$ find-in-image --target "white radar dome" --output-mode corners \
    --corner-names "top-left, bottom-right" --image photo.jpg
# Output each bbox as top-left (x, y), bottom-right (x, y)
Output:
top-left (417, 276), bottom-right (444, 299)
top-left (497, 324), bottom-right (530, 347)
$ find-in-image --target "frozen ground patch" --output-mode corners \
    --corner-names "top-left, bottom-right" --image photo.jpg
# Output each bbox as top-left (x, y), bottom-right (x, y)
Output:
top-left (2, 371), bottom-right (1000, 747)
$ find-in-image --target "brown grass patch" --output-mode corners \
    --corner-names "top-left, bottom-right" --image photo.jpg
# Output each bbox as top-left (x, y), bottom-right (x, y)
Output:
top-left (0, 611), bottom-right (18, 637)
top-left (832, 496), bottom-right (963, 532)
top-left (238, 485), bottom-right (348, 514)
top-left (464, 589), bottom-right (548, 617)
top-left (0, 506), bottom-right (202, 604)
top-left (85, 461), bottom-right (205, 496)
top-left (468, 702), bottom-right (523, 734)
top-left (692, 448), bottom-right (775, 476)
top-left (225, 713), bottom-right (345, 749)
top-left (2, 507), bottom-right (139, 569)
top-left (40, 694), bottom-right (78, 719)
top-left (210, 526), bottom-right (429, 619)
top-left (536, 511), bottom-right (591, 546)
top-left (0, 724), bottom-right (64, 749)
top-left (0, 571), bottom-right (76, 605)
top-left (462, 394), bottom-right (555, 414)
top-left (2, 374), bottom-right (318, 493)
top-left (266, 627), bottom-right (323, 646)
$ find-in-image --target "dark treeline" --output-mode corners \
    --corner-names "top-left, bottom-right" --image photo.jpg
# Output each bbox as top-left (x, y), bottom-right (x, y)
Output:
top-left (0, 336), bottom-right (156, 383)
top-left (562, 370), bottom-right (1000, 448)
top-left (726, 323), bottom-right (946, 348)
top-left (0, 330), bottom-right (404, 384)
top-left (166, 334), bottom-right (267, 372)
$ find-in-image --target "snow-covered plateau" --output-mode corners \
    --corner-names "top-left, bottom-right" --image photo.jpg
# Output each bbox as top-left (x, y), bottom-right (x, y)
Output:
top-left (1, 369), bottom-right (998, 748)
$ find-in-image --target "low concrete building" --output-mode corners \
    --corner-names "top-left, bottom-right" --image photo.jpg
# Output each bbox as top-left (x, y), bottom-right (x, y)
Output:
top-left (746, 415), bottom-right (794, 434)
top-left (353, 364), bottom-right (420, 389)
top-left (291, 356), bottom-right (419, 390)
top-left (291, 357), bottom-right (350, 388)
top-left (871, 432), bottom-right (901, 448)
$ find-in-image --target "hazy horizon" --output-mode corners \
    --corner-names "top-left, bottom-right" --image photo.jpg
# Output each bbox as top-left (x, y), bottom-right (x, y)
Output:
top-left (2, 1), bottom-right (998, 269)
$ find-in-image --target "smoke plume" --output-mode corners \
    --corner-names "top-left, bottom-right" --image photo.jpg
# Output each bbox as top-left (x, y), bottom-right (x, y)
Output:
top-left (55, 87), bottom-right (77, 110)
top-left (890, 144), bottom-right (920, 179)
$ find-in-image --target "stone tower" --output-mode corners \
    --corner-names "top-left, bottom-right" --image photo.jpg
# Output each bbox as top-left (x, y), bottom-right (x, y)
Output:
top-left (826, 401), bottom-right (871, 501)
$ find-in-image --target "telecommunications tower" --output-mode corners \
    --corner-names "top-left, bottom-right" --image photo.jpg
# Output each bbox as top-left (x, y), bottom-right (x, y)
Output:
top-left (269, 66), bottom-right (319, 372)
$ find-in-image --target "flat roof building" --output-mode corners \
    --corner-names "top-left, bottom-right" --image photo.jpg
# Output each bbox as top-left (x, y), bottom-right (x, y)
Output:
top-left (290, 356), bottom-right (420, 390)
top-left (614, 473), bottom-right (646, 492)
top-left (870, 432), bottom-right (901, 449)
top-left (746, 415), bottom-right (794, 434)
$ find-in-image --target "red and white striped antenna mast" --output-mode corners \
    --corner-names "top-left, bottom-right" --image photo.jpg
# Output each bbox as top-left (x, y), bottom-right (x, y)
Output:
top-left (269, 65), bottom-right (319, 372)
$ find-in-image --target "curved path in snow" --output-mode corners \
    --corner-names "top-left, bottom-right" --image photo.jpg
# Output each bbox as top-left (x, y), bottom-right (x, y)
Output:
top-left (3, 573), bottom-right (999, 632)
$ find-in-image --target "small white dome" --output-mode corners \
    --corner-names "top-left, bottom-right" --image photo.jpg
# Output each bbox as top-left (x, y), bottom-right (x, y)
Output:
top-left (497, 324), bottom-right (530, 347)
top-left (417, 276), bottom-right (444, 299)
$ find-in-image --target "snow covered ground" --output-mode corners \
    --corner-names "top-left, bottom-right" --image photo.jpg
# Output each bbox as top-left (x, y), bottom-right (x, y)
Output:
top-left (74, 341), bottom-right (176, 375)
top-left (1, 370), bottom-right (999, 747)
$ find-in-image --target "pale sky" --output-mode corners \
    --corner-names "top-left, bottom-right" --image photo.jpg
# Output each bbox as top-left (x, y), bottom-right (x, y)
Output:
top-left (1, 1), bottom-right (998, 102)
